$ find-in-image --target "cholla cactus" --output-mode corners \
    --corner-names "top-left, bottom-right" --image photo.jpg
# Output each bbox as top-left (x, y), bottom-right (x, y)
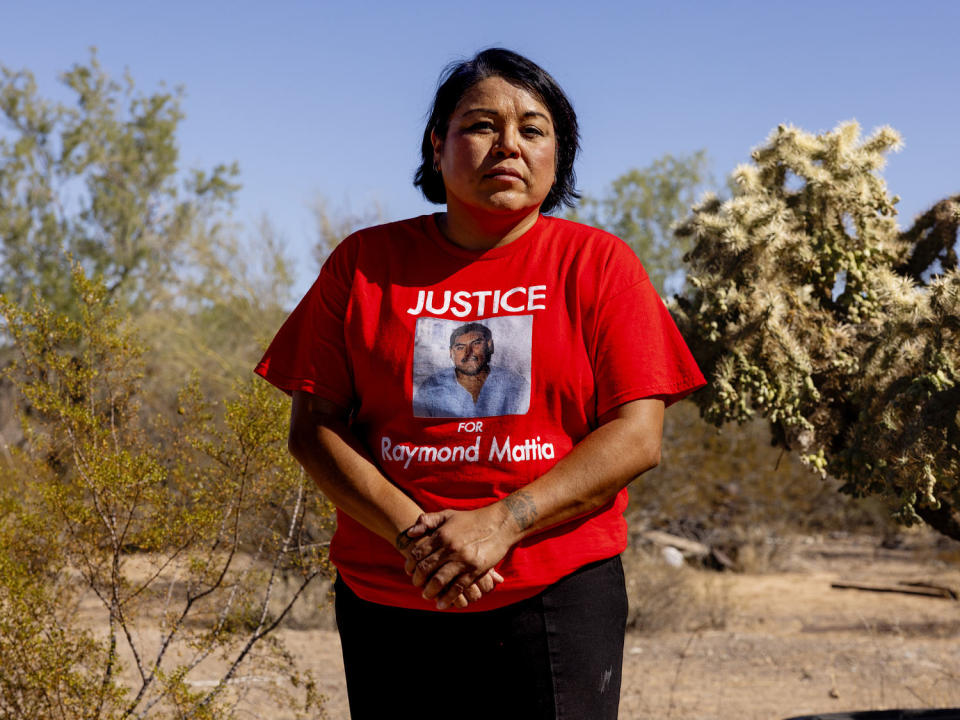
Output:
top-left (673, 122), bottom-right (960, 540)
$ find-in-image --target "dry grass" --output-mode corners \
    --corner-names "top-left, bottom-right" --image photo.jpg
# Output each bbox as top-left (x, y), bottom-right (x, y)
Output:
top-left (622, 545), bottom-right (731, 634)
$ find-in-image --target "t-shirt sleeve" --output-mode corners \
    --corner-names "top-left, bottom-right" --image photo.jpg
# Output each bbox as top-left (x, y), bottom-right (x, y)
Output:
top-left (591, 248), bottom-right (706, 416)
top-left (253, 239), bottom-right (356, 409)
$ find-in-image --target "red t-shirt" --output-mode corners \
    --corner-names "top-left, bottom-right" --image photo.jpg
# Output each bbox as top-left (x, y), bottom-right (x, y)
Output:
top-left (255, 214), bottom-right (705, 610)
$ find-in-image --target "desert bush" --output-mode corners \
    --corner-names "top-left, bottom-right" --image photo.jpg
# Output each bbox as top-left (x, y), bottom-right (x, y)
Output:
top-left (0, 267), bottom-right (334, 719)
top-left (673, 123), bottom-right (959, 541)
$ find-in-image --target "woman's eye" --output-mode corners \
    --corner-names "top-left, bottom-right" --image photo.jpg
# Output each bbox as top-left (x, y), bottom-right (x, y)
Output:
top-left (522, 126), bottom-right (545, 136)
top-left (467, 122), bottom-right (495, 132)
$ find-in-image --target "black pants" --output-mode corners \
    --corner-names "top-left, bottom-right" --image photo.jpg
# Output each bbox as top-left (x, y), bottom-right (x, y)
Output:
top-left (334, 555), bottom-right (627, 720)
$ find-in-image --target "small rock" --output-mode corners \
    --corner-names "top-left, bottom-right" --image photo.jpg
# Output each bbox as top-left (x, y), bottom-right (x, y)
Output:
top-left (662, 546), bottom-right (684, 568)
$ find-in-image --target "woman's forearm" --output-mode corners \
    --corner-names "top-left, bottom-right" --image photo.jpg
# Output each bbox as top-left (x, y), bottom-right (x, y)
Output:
top-left (497, 397), bottom-right (665, 544)
top-left (288, 391), bottom-right (422, 547)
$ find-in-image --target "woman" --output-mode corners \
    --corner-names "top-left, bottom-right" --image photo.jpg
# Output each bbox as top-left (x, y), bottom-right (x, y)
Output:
top-left (256, 48), bottom-right (705, 719)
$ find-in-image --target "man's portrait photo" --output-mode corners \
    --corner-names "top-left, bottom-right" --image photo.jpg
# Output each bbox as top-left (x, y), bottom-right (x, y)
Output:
top-left (412, 317), bottom-right (531, 418)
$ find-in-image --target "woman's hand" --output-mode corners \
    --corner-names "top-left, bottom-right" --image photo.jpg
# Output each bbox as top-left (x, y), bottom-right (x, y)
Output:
top-left (403, 505), bottom-right (517, 610)
top-left (396, 523), bottom-right (505, 608)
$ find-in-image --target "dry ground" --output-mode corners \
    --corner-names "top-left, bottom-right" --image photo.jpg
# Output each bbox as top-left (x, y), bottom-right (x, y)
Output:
top-left (616, 532), bottom-right (960, 719)
top-left (101, 531), bottom-right (960, 719)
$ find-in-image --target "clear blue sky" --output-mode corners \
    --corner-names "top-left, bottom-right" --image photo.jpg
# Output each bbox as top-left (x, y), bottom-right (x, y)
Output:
top-left (4, 0), bottom-right (958, 295)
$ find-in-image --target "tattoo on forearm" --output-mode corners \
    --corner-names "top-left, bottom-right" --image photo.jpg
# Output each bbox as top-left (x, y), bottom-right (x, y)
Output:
top-left (504, 491), bottom-right (539, 531)
top-left (395, 529), bottom-right (413, 551)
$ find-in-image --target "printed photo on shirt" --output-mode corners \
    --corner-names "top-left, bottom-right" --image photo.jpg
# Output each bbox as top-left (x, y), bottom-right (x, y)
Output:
top-left (412, 316), bottom-right (532, 418)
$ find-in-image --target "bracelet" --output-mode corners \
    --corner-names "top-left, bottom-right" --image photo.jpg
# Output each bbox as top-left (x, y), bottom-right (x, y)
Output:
top-left (395, 528), bottom-right (414, 551)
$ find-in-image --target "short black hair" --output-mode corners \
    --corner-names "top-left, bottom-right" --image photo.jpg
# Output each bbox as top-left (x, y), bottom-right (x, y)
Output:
top-left (414, 48), bottom-right (580, 215)
top-left (449, 322), bottom-right (492, 348)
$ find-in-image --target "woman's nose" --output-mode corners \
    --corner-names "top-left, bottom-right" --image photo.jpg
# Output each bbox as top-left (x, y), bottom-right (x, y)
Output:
top-left (494, 126), bottom-right (521, 157)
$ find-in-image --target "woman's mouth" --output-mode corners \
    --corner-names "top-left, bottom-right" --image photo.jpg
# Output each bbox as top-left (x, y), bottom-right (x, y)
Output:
top-left (485, 167), bottom-right (523, 181)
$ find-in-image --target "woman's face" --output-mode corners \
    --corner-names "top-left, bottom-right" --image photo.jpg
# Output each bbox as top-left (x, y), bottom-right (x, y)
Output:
top-left (432, 76), bottom-right (557, 217)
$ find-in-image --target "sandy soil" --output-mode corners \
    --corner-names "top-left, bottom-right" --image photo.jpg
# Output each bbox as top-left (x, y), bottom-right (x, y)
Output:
top-left (616, 534), bottom-right (960, 719)
top-left (101, 532), bottom-right (960, 719)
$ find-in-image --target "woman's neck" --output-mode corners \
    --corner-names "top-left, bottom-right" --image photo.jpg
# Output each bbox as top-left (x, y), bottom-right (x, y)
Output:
top-left (438, 203), bottom-right (541, 251)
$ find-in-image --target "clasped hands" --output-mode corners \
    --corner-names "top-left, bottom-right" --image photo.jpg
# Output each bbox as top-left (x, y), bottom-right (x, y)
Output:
top-left (395, 502), bottom-right (519, 610)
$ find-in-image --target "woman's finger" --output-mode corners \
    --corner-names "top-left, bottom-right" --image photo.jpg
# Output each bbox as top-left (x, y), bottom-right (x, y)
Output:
top-left (413, 550), bottom-right (453, 589)
top-left (423, 562), bottom-right (465, 604)
top-left (464, 584), bottom-right (483, 603)
top-left (408, 536), bottom-right (436, 562)
top-left (412, 511), bottom-right (447, 533)
top-left (476, 573), bottom-right (495, 594)
top-left (436, 570), bottom-right (486, 610)
top-left (407, 534), bottom-right (443, 582)
top-left (403, 524), bottom-right (428, 540)
top-left (402, 510), bottom-right (450, 543)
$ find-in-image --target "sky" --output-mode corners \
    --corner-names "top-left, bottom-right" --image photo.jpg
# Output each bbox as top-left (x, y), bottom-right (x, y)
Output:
top-left (3, 0), bottom-right (959, 296)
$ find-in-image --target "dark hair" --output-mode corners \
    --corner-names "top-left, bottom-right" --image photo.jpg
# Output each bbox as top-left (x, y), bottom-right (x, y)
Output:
top-left (449, 322), bottom-right (492, 348)
top-left (414, 48), bottom-right (580, 214)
